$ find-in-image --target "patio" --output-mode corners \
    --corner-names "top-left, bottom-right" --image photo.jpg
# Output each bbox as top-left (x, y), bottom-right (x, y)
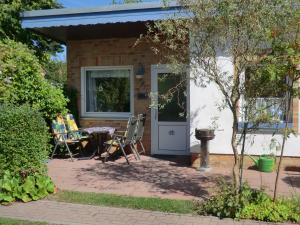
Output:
top-left (48, 155), bottom-right (300, 200)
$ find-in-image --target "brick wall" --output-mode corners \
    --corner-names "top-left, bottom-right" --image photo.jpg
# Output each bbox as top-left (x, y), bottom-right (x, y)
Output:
top-left (67, 38), bottom-right (161, 154)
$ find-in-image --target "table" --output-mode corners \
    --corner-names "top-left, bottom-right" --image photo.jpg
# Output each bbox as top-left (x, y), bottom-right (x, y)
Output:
top-left (83, 127), bottom-right (116, 159)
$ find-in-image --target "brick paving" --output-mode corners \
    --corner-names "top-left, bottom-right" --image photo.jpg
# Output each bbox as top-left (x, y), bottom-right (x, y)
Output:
top-left (48, 156), bottom-right (300, 200)
top-left (0, 200), bottom-right (293, 225)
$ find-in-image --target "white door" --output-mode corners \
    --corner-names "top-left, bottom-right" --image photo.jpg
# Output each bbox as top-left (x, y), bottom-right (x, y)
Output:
top-left (151, 65), bottom-right (189, 155)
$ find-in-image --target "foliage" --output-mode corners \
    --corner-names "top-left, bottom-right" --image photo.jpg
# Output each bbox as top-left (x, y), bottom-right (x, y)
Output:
top-left (0, 0), bottom-right (62, 62)
top-left (0, 40), bottom-right (68, 119)
top-left (0, 170), bottom-right (55, 205)
top-left (44, 59), bottom-right (67, 86)
top-left (196, 182), bottom-right (300, 223)
top-left (49, 190), bottom-right (194, 214)
top-left (63, 86), bottom-right (79, 125)
top-left (0, 104), bottom-right (50, 174)
top-left (95, 77), bottom-right (130, 112)
top-left (144, 0), bottom-right (299, 188)
top-left (240, 197), bottom-right (300, 222)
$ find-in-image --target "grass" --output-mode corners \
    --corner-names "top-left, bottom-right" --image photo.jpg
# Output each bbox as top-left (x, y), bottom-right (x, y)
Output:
top-left (0, 217), bottom-right (49, 225)
top-left (48, 190), bottom-right (195, 214)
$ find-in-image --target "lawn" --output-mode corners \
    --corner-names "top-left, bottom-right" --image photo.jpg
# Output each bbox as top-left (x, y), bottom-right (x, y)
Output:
top-left (0, 217), bottom-right (50, 225)
top-left (48, 190), bottom-right (195, 214)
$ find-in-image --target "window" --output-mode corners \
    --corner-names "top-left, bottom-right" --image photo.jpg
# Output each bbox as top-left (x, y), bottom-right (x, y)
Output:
top-left (81, 66), bottom-right (134, 118)
top-left (239, 67), bottom-right (292, 130)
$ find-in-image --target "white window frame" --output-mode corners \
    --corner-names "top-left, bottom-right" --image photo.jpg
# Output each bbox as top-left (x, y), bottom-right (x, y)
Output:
top-left (238, 69), bottom-right (293, 131)
top-left (81, 66), bottom-right (134, 119)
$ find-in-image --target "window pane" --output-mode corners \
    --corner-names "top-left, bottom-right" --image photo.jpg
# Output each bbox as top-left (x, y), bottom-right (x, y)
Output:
top-left (158, 73), bottom-right (187, 122)
top-left (86, 69), bottom-right (131, 113)
top-left (253, 97), bottom-right (292, 123)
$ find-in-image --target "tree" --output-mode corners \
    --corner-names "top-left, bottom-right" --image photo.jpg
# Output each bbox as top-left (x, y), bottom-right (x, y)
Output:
top-left (0, 40), bottom-right (68, 120)
top-left (0, 0), bottom-right (63, 62)
top-left (44, 59), bottom-right (67, 86)
top-left (144, 0), bottom-right (298, 189)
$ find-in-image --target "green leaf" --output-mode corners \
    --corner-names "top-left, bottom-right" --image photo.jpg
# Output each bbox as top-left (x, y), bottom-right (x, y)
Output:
top-left (20, 194), bottom-right (32, 203)
top-left (22, 176), bottom-right (35, 194)
top-left (46, 182), bottom-right (55, 193)
top-left (0, 193), bottom-right (14, 203)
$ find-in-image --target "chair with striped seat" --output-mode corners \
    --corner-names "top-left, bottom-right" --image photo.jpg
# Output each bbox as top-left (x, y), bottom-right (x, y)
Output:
top-left (51, 114), bottom-right (82, 161)
top-left (64, 113), bottom-right (89, 140)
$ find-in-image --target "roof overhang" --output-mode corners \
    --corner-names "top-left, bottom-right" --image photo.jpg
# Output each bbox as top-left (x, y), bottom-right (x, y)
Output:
top-left (21, 2), bottom-right (187, 43)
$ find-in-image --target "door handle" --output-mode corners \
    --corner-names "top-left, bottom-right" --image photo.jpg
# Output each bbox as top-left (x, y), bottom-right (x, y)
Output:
top-left (168, 130), bottom-right (175, 135)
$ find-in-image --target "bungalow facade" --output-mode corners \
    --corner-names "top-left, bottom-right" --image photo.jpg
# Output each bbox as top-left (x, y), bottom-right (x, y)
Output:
top-left (21, 2), bottom-right (300, 161)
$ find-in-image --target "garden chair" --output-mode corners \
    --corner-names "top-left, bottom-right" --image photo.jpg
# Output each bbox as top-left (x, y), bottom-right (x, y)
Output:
top-left (51, 114), bottom-right (82, 161)
top-left (64, 113), bottom-right (89, 141)
top-left (101, 116), bottom-right (139, 164)
top-left (134, 113), bottom-right (146, 155)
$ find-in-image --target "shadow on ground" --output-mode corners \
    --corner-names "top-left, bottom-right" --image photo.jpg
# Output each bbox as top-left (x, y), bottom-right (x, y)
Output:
top-left (75, 155), bottom-right (231, 199)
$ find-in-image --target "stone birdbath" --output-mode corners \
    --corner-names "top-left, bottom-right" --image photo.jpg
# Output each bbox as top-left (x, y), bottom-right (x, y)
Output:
top-left (195, 129), bottom-right (215, 172)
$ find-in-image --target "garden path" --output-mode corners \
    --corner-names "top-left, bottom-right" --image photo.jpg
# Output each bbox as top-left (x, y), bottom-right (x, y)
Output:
top-left (0, 200), bottom-right (294, 225)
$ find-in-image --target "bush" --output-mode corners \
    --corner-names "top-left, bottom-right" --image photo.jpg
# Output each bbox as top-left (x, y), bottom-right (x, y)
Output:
top-left (63, 85), bottom-right (79, 124)
top-left (0, 170), bottom-right (55, 205)
top-left (0, 104), bottom-right (50, 173)
top-left (0, 39), bottom-right (68, 119)
top-left (196, 182), bottom-right (300, 223)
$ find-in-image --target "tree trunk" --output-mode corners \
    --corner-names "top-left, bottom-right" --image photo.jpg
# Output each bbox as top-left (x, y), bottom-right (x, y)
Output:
top-left (273, 80), bottom-right (293, 201)
top-left (231, 115), bottom-right (240, 190)
top-left (239, 121), bottom-right (248, 192)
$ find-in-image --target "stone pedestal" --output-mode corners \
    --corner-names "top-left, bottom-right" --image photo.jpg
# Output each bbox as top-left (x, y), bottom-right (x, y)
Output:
top-left (195, 129), bottom-right (215, 172)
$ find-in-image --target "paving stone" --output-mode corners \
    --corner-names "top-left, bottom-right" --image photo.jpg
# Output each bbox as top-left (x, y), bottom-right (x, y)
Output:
top-left (48, 156), bottom-right (298, 200)
top-left (0, 200), bottom-right (291, 225)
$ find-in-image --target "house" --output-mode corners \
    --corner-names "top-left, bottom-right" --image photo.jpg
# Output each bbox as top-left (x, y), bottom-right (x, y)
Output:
top-left (21, 2), bottom-right (300, 162)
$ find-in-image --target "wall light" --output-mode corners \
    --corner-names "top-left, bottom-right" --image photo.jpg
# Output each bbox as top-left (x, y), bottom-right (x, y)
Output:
top-left (135, 63), bottom-right (145, 79)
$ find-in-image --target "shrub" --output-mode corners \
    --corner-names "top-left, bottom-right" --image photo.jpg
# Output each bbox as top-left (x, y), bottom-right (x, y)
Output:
top-left (240, 197), bottom-right (300, 222)
top-left (63, 85), bottom-right (79, 124)
top-left (0, 39), bottom-right (68, 120)
top-left (0, 170), bottom-right (55, 205)
top-left (196, 182), bottom-right (300, 223)
top-left (0, 104), bottom-right (50, 173)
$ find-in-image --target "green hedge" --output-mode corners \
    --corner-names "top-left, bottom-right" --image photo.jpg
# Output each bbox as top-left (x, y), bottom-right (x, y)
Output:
top-left (0, 104), bottom-right (50, 173)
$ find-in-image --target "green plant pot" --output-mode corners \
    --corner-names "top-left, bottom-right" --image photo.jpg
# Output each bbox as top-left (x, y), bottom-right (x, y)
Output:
top-left (257, 155), bottom-right (275, 172)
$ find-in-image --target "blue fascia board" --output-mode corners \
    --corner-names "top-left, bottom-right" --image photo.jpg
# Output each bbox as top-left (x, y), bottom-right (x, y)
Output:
top-left (22, 6), bottom-right (188, 29)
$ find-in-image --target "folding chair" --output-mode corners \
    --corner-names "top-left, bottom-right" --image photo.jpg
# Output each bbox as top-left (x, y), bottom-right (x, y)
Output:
top-left (134, 113), bottom-right (146, 155)
top-left (101, 116), bottom-right (139, 164)
top-left (51, 114), bottom-right (82, 161)
top-left (64, 113), bottom-right (90, 140)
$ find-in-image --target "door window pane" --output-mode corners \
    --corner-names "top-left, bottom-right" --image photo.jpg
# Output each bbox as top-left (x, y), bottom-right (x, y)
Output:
top-left (86, 69), bottom-right (131, 113)
top-left (158, 73), bottom-right (187, 122)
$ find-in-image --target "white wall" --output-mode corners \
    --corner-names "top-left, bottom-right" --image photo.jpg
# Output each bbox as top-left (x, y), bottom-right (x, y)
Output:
top-left (189, 57), bottom-right (300, 157)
